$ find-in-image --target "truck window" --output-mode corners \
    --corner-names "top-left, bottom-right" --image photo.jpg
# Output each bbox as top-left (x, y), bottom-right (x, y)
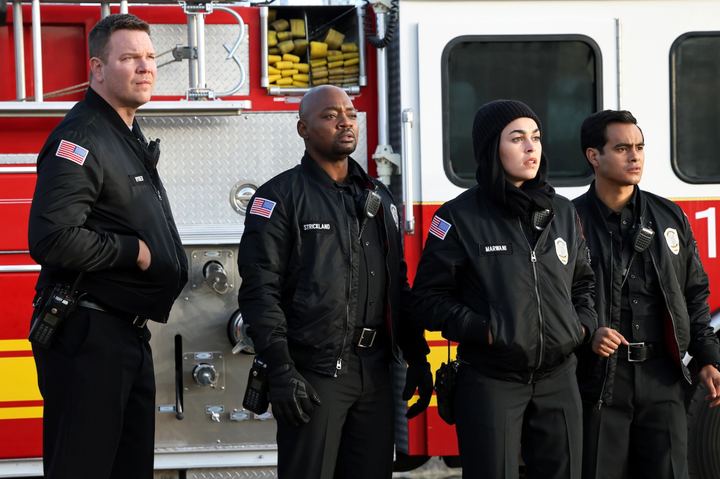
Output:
top-left (671, 32), bottom-right (720, 184)
top-left (442, 36), bottom-right (601, 188)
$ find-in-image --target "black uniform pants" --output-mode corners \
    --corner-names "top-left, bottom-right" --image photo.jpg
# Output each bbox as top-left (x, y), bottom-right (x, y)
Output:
top-left (455, 355), bottom-right (582, 479)
top-left (276, 342), bottom-right (395, 479)
top-left (582, 356), bottom-right (688, 479)
top-left (31, 306), bottom-right (156, 479)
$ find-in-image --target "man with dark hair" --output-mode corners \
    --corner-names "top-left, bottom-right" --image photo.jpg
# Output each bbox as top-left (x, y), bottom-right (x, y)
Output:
top-left (238, 84), bottom-right (432, 479)
top-left (28, 14), bottom-right (187, 478)
top-left (573, 109), bottom-right (720, 479)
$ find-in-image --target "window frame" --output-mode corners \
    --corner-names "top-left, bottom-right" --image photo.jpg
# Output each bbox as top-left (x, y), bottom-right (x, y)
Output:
top-left (669, 31), bottom-right (720, 184)
top-left (441, 34), bottom-right (604, 189)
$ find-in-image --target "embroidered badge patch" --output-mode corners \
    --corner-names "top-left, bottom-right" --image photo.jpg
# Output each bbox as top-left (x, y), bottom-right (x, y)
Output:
top-left (429, 215), bottom-right (452, 240)
top-left (56, 139), bottom-right (89, 166)
top-left (390, 204), bottom-right (399, 231)
top-left (555, 237), bottom-right (569, 265)
top-left (664, 228), bottom-right (680, 255)
top-left (249, 197), bottom-right (276, 218)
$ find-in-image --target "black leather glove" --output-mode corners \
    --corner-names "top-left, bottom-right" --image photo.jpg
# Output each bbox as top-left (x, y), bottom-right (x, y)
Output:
top-left (402, 361), bottom-right (433, 419)
top-left (268, 364), bottom-right (322, 426)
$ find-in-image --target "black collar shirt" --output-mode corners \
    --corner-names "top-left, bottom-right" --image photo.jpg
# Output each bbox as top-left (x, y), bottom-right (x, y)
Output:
top-left (594, 188), bottom-right (665, 343)
top-left (331, 161), bottom-right (387, 330)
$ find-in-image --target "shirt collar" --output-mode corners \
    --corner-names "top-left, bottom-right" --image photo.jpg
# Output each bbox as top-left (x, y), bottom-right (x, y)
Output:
top-left (593, 185), bottom-right (638, 221)
top-left (300, 151), bottom-right (369, 190)
top-left (84, 86), bottom-right (142, 139)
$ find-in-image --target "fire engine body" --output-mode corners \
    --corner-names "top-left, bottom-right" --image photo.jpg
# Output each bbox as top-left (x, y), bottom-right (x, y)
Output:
top-left (1, 0), bottom-right (720, 477)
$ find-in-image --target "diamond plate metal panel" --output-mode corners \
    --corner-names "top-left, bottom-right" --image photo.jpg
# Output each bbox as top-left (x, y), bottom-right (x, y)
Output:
top-left (138, 112), bottom-right (368, 227)
top-left (186, 469), bottom-right (277, 479)
top-left (152, 23), bottom-right (250, 97)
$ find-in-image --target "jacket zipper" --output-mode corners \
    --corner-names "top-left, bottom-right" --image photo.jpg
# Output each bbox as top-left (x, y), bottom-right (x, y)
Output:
top-left (147, 168), bottom-right (182, 320)
top-left (597, 231), bottom-right (614, 409)
top-left (517, 217), bottom-right (548, 384)
top-left (336, 191), bottom-right (353, 377)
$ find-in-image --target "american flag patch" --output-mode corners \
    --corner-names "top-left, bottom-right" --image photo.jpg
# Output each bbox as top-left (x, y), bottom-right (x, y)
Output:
top-left (56, 140), bottom-right (89, 166)
top-left (429, 215), bottom-right (452, 240)
top-left (249, 197), bottom-right (277, 218)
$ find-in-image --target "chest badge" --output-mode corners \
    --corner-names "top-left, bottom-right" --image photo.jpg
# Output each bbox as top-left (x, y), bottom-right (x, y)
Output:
top-left (390, 204), bottom-right (399, 231)
top-left (555, 237), bottom-right (568, 265)
top-left (664, 228), bottom-right (680, 255)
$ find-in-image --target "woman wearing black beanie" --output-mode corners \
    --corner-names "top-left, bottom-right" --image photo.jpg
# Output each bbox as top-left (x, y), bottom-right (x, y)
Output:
top-left (412, 100), bottom-right (597, 479)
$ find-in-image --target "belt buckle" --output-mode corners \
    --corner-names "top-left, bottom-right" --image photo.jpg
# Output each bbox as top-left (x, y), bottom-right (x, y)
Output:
top-left (358, 328), bottom-right (377, 348)
top-left (627, 342), bottom-right (645, 362)
top-left (133, 316), bottom-right (149, 328)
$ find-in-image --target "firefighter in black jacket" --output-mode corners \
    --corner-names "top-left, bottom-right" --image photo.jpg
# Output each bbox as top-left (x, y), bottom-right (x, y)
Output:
top-left (237, 85), bottom-right (432, 479)
top-left (412, 100), bottom-right (597, 479)
top-left (27, 15), bottom-right (188, 479)
top-left (573, 110), bottom-right (720, 479)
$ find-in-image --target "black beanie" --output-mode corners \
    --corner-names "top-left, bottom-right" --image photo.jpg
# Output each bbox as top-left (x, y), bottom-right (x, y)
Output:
top-left (472, 99), bottom-right (542, 165)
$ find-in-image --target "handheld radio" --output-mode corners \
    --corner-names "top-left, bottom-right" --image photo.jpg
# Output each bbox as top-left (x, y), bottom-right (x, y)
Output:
top-left (242, 357), bottom-right (270, 414)
top-left (29, 273), bottom-right (84, 349)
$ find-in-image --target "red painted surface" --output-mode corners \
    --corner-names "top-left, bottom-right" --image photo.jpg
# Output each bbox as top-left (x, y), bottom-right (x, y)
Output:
top-left (0, 172), bottom-right (36, 251)
top-left (676, 199), bottom-right (720, 314)
top-left (0, 419), bottom-right (43, 459)
top-left (0, 272), bottom-right (39, 340)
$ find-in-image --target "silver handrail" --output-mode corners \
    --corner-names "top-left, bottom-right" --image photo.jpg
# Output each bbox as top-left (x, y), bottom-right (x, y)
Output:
top-left (0, 265), bottom-right (41, 273)
top-left (13, 2), bottom-right (25, 101)
top-left (213, 5), bottom-right (246, 97)
top-left (31, 0), bottom-right (43, 102)
top-left (401, 109), bottom-right (415, 235)
top-left (260, 6), bottom-right (269, 88)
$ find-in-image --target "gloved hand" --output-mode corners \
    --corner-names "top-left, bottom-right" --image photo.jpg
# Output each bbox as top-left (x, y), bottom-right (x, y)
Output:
top-left (402, 361), bottom-right (433, 419)
top-left (268, 364), bottom-right (322, 426)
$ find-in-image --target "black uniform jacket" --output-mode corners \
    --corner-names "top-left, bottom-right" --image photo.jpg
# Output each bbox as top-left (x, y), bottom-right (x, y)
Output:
top-left (412, 186), bottom-right (596, 383)
top-left (28, 87), bottom-right (188, 322)
top-left (237, 153), bottom-right (429, 377)
top-left (573, 182), bottom-right (720, 406)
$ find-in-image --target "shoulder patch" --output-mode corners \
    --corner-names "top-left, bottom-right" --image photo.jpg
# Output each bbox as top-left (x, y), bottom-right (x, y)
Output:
top-left (56, 139), bottom-right (89, 166)
top-left (555, 237), bottom-right (569, 265)
top-left (664, 228), bottom-right (680, 255)
top-left (429, 215), bottom-right (452, 240)
top-left (249, 197), bottom-right (277, 218)
top-left (390, 204), bottom-right (399, 231)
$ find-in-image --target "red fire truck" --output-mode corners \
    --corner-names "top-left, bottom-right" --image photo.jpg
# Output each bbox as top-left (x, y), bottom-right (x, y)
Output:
top-left (1, 0), bottom-right (720, 477)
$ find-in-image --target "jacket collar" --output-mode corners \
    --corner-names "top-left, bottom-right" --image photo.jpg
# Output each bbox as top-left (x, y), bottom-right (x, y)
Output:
top-left (300, 151), bottom-right (373, 190)
top-left (586, 181), bottom-right (647, 230)
top-left (84, 86), bottom-right (144, 141)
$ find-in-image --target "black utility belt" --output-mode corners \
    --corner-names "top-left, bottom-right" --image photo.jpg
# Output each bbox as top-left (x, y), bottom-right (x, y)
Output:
top-left (77, 298), bottom-right (150, 328)
top-left (617, 342), bottom-right (668, 362)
